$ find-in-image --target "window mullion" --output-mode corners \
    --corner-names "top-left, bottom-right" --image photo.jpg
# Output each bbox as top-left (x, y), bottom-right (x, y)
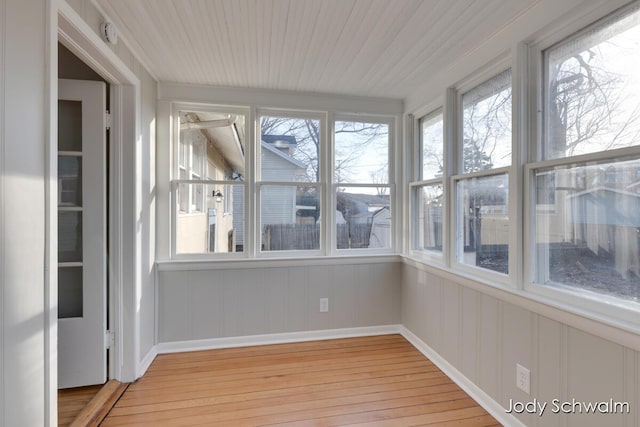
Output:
top-left (443, 88), bottom-right (458, 269)
top-left (509, 42), bottom-right (531, 289)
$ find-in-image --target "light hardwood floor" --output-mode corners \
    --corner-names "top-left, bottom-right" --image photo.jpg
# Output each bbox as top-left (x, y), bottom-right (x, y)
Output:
top-left (58, 384), bottom-right (102, 426)
top-left (102, 334), bottom-right (501, 426)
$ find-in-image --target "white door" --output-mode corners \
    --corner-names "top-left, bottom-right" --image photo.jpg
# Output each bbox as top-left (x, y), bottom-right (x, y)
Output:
top-left (57, 79), bottom-right (108, 389)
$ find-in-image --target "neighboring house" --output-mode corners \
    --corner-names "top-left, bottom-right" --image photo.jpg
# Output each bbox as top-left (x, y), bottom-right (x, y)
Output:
top-left (233, 135), bottom-right (306, 250)
top-left (567, 187), bottom-right (640, 278)
top-left (369, 207), bottom-right (391, 249)
top-left (337, 192), bottom-right (390, 224)
top-left (336, 192), bottom-right (391, 249)
top-left (177, 112), bottom-right (245, 254)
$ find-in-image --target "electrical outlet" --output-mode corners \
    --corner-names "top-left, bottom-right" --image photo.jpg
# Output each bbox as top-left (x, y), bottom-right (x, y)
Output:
top-left (319, 298), bottom-right (329, 312)
top-left (516, 364), bottom-right (530, 394)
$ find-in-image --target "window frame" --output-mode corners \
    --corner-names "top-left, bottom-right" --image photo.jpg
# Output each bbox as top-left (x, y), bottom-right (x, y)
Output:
top-left (170, 102), bottom-right (250, 260)
top-left (522, 2), bottom-right (640, 323)
top-left (332, 113), bottom-right (396, 256)
top-left (256, 109), bottom-right (327, 257)
top-left (451, 67), bottom-right (514, 285)
top-left (410, 107), bottom-right (446, 262)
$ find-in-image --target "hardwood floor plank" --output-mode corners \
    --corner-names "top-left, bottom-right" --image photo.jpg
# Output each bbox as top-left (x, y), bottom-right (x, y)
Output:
top-left (109, 376), bottom-right (455, 417)
top-left (132, 353), bottom-right (430, 390)
top-left (117, 364), bottom-right (443, 407)
top-left (105, 384), bottom-right (464, 425)
top-left (69, 380), bottom-right (127, 427)
top-left (101, 335), bottom-right (501, 427)
top-left (58, 384), bottom-right (102, 427)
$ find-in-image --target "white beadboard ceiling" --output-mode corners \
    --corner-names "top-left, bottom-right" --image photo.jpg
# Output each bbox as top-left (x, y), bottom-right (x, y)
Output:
top-left (96, 0), bottom-right (538, 100)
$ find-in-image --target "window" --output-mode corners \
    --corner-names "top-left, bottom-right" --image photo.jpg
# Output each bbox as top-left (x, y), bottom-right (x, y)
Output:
top-left (334, 119), bottom-right (391, 250)
top-left (412, 110), bottom-right (444, 254)
top-left (258, 114), bottom-right (322, 252)
top-left (533, 5), bottom-right (640, 305)
top-left (455, 69), bottom-right (512, 275)
top-left (171, 105), bottom-right (396, 258)
top-left (173, 107), bottom-right (246, 255)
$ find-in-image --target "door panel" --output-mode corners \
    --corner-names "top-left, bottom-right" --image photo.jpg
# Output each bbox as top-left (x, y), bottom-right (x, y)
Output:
top-left (58, 79), bottom-right (107, 389)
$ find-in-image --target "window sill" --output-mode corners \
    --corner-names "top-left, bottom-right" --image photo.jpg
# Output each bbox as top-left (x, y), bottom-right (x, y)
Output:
top-left (156, 254), bottom-right (403, 271)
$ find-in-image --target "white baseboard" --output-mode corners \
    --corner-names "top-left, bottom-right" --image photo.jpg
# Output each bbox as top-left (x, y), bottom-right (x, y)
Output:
top-left (400, 326), bottom-right (525, 427)
top-left (156, 325), bottom-right (402, 354)
top-left (136, 345), bottom-right (158, 379)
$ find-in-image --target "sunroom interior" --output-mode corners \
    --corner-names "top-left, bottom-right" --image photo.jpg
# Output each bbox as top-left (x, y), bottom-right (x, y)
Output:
top-left (1, 0), bottom-right (640, 426)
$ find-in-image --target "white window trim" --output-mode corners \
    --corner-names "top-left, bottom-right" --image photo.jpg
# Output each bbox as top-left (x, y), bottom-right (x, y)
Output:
top-left (450, 170), bottom-right (512, 286)
top-left (256, 109), bottom-right (327, 256)
top-left (404, 0), bottom-right (640, 342)
top-left (409, 108), bottom-right (446, 262)
top-left (409, 180), bottom-right (445, 262)
top-left (331, 114), bottom-right (397, 256)
top-left (452, 65), bottom-right (514, 285)
top-left (165, 103), bottom-right (399, 260)
top-left (520, 2), bottom-right (640, 324)
top-left (170, 102), bottom-right (250, 259)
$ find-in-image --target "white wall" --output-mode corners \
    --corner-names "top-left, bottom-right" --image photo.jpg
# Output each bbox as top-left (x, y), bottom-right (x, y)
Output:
top-left (157, 260), bottom-right (401, 346)
top-left (65, 0), bottom-right (158, 372)
top-left (0, 0), bottom-right (47, 425)
top-left (402, 263), bottom-right (640, 427)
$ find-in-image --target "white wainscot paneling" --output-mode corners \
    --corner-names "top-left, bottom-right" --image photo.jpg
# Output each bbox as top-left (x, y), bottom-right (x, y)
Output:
top-left (535, 316), bottom-right (563, 427)
top-left (424, 272), bottom-right (443, 351)
top-left (157, 261), bottom-right (401, 347)
top-left (501, 303), bottom-right (535, 427)
top-left (401, 262), bottom-right (640, 427)
top-left (566, 329), bottom-right (626, 427)
top-left (461, 287), bottom-right (480, 385)
top-left (441, 280), bottom-right (461, 369)
top-left (478, 293), bottom-right (501, 401)
top-left (330, 265), bottom-right (358, 329)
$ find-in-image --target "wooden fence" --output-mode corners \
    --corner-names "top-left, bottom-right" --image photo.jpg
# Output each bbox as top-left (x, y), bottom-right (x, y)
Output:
top-left (263, 223), bottom-right (372, 250)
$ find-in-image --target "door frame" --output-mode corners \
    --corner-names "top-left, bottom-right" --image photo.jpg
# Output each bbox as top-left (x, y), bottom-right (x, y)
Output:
top-left (46, 1), bottom-right (141, 425)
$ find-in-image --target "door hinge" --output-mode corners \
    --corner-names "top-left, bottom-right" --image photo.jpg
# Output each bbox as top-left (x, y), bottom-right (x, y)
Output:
top-left (105, 110), bottom-right (112, 130)
top-left (105, 330), bottom-right (115, 349)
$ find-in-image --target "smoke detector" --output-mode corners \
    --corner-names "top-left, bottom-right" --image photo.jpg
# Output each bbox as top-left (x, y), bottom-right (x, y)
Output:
top-left (100, 22), bottom-right (118, 45)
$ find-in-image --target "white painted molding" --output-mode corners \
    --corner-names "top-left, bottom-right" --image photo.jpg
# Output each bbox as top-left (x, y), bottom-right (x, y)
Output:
top-left (90, 0), bottom-right (159, 82)
top-left (136, 345), bottom-right (158, 379)
top-left (0, 1), bottom-right (6, 424)
top-left (58, 0), bottom-right (138, 86)
top-left (400, 326), bottom-right (525, 427)
top-left (158, 82), bottom-right (403, 116)
top-left (156, 325), bottom-right (402, 354)
top-left (156, 254), bottom-right (403, 271)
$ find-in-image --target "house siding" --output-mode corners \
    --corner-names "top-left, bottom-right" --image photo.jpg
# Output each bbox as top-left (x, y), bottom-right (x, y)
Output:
top-left (234, 146), bottom-right (303, 248)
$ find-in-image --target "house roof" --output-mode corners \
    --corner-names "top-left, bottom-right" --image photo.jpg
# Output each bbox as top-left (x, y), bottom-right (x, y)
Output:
top-left (567, 186), bottom-right (640, 226)
top-left (261, 140), bottom-right (306, 170)
top-left (184, 111), bottom-right (246, 175)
